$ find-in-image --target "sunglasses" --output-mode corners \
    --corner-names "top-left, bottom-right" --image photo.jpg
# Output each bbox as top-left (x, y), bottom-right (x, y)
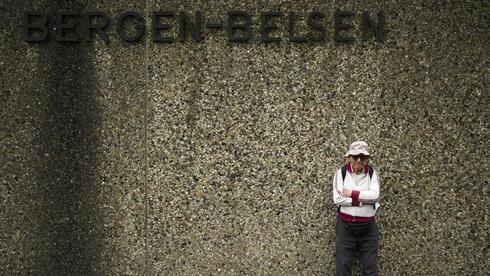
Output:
top-left (350, 155), bottom-right (369, 161)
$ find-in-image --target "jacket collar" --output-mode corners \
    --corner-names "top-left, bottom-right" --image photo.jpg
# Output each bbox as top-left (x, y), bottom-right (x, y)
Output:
top-left (346, 163), bottom-right (369, 174)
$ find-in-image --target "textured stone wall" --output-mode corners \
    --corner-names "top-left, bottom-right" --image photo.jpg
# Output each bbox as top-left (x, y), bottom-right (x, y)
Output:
top-left (1, 0), bottom-right (487, 275)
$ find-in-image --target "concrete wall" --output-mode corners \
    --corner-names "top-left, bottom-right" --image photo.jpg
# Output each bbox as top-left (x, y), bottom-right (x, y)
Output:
top-left (1, 0), bottom-right (487, 275)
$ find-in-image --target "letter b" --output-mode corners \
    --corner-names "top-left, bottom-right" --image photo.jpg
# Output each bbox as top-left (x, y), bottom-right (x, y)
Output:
top-left (24, 12), bottom-right (48, 42)
top-left (227, 11), bottom-right (252, 42)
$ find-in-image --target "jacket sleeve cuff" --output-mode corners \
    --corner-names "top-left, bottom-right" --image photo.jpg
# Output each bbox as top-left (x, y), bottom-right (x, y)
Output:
top-left (351, 190), bottom-right (360, 206)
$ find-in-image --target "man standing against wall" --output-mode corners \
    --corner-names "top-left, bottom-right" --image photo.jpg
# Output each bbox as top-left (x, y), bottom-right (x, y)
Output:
top-left (333, 141), bottom-right (380, 276)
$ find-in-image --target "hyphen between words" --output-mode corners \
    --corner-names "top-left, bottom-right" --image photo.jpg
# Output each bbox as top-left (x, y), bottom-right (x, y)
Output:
top-left (24, 10), bottom-right (385, 44)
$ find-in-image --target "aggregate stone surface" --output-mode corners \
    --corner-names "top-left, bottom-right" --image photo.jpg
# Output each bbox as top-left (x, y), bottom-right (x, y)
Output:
top-left (1, 1), bottom-right (146, 275)
top-left (146, 0), bottom-right (488, 274)
top-left (0, 0), bottom-right (488, 275)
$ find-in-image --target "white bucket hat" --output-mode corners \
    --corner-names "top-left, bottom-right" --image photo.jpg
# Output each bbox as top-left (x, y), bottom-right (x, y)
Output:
top-left (345, 141), bottom-right (370, 156)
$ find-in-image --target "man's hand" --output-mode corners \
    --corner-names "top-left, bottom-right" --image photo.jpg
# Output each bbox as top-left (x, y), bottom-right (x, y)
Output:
top-left (343, 188), bottom-right (352, 197)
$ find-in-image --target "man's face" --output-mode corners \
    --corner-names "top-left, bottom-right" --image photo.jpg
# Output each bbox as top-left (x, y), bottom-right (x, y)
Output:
top-left (349, 155), bottom-right (369, 172)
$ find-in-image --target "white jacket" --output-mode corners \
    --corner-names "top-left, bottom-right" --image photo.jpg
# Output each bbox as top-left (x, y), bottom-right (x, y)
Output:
top-left (332, 164), bottom-right (380, 218)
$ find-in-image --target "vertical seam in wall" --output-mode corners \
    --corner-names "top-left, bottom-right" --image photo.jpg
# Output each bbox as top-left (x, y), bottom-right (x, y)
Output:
top-left (332, 0), bottom-right (354, 143)
top-left (144, 0), bottom-right (150, 275)
top-left (347, 3), bottom-right (353, 141)
top-left (333, 0), bottom-right (357, 141)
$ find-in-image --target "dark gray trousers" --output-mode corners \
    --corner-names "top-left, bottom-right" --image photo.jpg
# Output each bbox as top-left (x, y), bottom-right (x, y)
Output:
top-left (335, 216), bottom-right (379, 276)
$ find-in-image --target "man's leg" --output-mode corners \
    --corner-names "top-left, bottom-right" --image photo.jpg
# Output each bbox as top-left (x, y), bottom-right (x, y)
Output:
top-left (359, 221), bottom-right (379, 276)
top-left (336, 217), bottom-right (356, 276)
